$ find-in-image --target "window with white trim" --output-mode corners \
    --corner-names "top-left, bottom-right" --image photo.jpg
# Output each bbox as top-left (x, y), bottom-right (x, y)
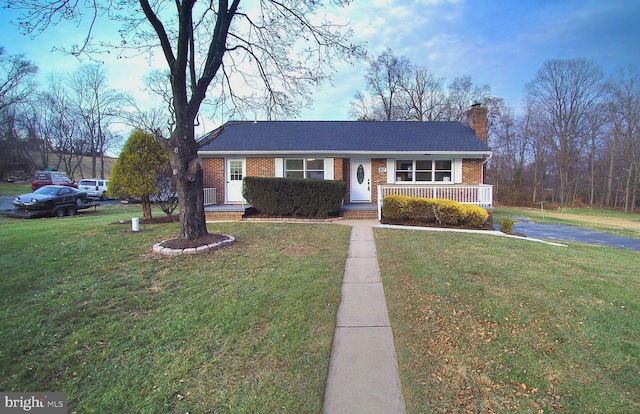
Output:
top-left (285, 158), bottom-right (325, 179)
top-left (395, 160), bottom-right (452, 183)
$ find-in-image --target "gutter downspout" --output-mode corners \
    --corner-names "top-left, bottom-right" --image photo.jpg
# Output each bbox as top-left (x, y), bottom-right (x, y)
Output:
top-left (482, 153), bottom-right (493, 207)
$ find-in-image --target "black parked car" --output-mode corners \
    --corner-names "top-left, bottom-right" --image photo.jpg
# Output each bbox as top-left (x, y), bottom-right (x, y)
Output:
top-left (13, 185), bottom-right (88, 216)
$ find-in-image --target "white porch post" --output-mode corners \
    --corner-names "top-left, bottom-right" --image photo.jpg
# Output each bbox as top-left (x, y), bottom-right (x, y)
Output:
top-left (378, 185), bottom-right (383, 220)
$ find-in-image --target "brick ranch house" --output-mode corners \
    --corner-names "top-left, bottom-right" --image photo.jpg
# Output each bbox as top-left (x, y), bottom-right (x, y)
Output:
top-left (198, 104), bottom-right (492, 220)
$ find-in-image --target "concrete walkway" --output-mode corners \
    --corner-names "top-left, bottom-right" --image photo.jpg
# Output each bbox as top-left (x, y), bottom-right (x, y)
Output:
top-left (323, 220), bottom-right (406, 414)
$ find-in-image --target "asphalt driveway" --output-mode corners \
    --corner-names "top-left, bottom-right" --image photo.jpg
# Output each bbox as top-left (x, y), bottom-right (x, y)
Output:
top-left (511, 217), bottom-right (640, 252)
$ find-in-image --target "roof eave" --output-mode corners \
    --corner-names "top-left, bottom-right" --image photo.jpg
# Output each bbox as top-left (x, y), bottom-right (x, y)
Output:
top-left (198, 150), bottom-right (492, 157)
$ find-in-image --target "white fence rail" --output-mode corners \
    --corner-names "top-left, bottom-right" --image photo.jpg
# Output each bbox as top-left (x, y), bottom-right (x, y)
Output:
top-left (377, 184), bottom-right (493, 220)
top-left (204, 188), bottom-right (217, 206)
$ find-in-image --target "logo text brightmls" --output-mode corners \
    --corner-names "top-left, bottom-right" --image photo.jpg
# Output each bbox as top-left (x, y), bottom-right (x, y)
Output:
top-left (1, 393), bottom-right (67, 413)
top-left (4, 395), bottom-right (44, 411)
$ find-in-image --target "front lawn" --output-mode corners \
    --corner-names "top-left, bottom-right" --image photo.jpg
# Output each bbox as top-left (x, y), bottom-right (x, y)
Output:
top-left (4, 203), bottom-right (639, 413)
top-left (376, 228), bottom-right (640, 413)
top-left (0, 206), bottom-right (351, 412)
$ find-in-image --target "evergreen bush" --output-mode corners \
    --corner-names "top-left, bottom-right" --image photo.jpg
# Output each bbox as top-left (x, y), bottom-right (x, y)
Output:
top-left (499, 218), bottom-right (516, 234)
top-left (243, 177), bottom-right (346, 218)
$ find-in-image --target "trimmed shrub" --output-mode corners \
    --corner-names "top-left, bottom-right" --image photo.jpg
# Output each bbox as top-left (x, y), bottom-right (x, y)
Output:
top-left (407, 197), bottom-right (436, 222)
top-left (499, 218), bottom-right (516, 234)
top-left (243, 176), bottom-right (346, 218)
top-left (432, 198), bottom-right (465, 225)
top-left (382, 195), bottom-right (488, 228)
top-left (381, 195), bottom-right (411, 221)
top-left (461, 204), bottom-right (490, 227)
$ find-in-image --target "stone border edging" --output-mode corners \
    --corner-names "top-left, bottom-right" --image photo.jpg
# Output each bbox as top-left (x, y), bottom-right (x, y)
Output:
top-left (152, 235), bottom-right (236, 256)
top-left (243, 217), bottom-right (343, 223)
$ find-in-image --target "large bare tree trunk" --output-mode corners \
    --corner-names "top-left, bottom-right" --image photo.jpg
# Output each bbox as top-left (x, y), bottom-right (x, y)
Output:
top-left (164, 121), bottom-right (208, 239)
top-left (174, 156), bottom-right (207, 239)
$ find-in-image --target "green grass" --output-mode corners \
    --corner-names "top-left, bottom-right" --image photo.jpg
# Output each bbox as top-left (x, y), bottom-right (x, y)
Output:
top-left (376, 228), bottom-right (640, 413)
top-left (0, 182), bottom-right (32, 196)
top-left (3, 199), bottom-right (640, 413)
top-left (0, 205), bottom-right (351, 413)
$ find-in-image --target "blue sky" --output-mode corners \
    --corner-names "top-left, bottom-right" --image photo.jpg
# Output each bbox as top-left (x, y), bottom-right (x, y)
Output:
top-left (2, 0), bottom-right (639, 129)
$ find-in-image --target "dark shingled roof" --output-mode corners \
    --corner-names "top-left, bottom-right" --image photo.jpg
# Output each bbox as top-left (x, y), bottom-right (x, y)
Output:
top-left (198, 121), bottom-right (491, 153)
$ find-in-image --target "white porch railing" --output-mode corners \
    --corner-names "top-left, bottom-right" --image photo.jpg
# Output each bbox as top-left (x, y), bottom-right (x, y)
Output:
top-left (204, 188), bottom-right (217, 205)
top-left (377, 184), bottom-right (493, 220)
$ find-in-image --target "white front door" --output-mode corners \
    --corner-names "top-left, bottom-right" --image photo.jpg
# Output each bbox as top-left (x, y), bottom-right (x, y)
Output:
top-left (226, 158), bottom-right (246, 203)
top-left (350, 159), bottom-right (371, 202)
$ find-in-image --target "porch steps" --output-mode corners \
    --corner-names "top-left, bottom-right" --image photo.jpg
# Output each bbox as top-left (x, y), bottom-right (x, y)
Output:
top-left (340, 208), bottom-right (378, 220)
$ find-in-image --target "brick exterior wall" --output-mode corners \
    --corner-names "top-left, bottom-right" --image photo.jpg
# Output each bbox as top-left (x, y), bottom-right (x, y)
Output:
top-left (371, 159), bottom-right (387, 204)
top-left (466, 104), bottom-right (488, 144)
top-left (462, 159), bottom-right (483, 185)
top-left (202, 158), bottom-right (225, 205)
top-left (341, 209), bottom-right (378, 220)
top-left (205, 210), bottom-right (244, 221)
top-left (466, 104), bottom-right (489, 183)
top-left (343, 159), bottom-right (351, 202)
top-left (334, 158), bottom-right (345, 181)
top-left (246, 157), bottom-right (275, 177)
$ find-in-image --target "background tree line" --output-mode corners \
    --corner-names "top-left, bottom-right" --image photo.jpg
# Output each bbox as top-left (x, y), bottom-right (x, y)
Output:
top-left (3, 43), bottom-right (639, 213)
top-left (0, 47), bottom-right (128, 180)
top-left (354, 49), bottom-right (640, 212)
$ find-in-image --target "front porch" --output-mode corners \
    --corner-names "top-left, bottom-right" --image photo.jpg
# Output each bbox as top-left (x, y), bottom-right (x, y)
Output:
top-left (203, 184), bottom-right (493, 221)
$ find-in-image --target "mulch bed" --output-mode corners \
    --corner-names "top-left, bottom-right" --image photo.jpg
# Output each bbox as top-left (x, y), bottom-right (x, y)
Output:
top-left (141, 215), bottom-right (180, 224)
top-left (113, 215), bottom-right (231, 250)
top-left (113, 215), bottom-right (180, 225)
top-left (381, 219), bottom-right (495, 231)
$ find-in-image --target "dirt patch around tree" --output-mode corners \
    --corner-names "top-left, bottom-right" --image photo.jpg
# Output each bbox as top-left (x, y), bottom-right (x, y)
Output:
top-left (141, 215), bottom-right (180, 224)
top-left (113, 215), bottom-right (180, 226)
top-left (113, 215), bottom-right (234, 252)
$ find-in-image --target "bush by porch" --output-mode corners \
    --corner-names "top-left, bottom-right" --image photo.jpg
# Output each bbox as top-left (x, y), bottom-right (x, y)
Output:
top-left (243, 176), bottom-right (347, 218)
top-left (382, 195), bottom-right (490, 228)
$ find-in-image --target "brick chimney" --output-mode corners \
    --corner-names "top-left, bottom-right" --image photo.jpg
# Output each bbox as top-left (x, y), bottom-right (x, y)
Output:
top-left (466, 104), bottom-right (488, 145)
